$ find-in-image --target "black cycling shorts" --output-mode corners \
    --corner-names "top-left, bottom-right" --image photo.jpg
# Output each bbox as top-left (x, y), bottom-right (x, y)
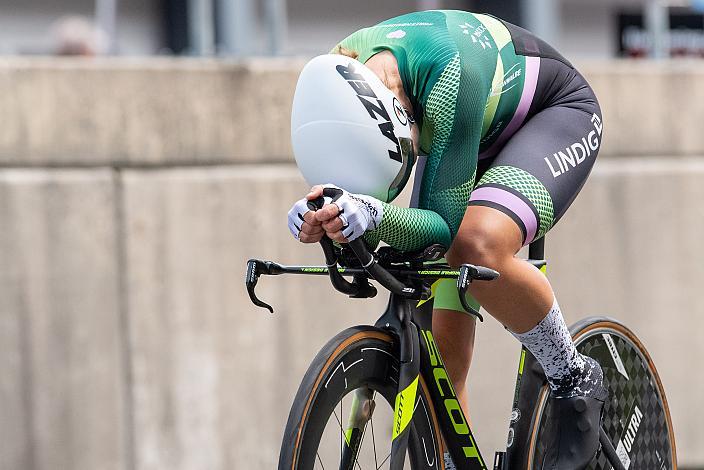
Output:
top-left (469, 21), bottom-right (603, 245)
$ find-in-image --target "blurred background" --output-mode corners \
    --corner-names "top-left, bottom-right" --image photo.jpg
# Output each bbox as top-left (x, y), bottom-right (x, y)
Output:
top-left (1, 0), bottom-right (704, 57)
top-left (0, 0), bottom-right (702, 469)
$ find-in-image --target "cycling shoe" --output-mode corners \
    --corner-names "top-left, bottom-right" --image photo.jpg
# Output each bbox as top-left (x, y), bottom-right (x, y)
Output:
top-left (540, 393), bottom-right (606, 470)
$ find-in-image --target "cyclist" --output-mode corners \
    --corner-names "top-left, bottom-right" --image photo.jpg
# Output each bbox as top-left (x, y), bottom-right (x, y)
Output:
top-left (287, 10), bottom-right (606, 469)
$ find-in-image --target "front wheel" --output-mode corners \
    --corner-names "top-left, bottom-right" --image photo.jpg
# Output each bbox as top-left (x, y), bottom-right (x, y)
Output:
top-left (279, 326), bottom-right (445, 470)
top-left (526, 317), bottom-right (677, 469)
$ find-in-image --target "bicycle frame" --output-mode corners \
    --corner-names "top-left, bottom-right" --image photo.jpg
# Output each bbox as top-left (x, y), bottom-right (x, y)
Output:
top-left (383, 293), bottom-right (489, 469)
top-left (361, 285), bottom-right (537, 470)
top-left (247, 260), bottom-right (545, 470)
top-left (347, 242), bottom-right (550, 469)
top-left (247, 236), bottom-right (629, 470)
top-left (247, 257), bottom-right (494, 468)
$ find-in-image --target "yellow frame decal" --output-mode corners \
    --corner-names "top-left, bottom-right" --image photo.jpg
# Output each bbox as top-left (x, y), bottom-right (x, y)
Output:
top-left (392, 376), bottom-right (419, 440)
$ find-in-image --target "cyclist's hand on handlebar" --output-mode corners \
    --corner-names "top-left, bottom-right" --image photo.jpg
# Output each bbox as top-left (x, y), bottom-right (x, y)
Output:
top-left (313, 184), bottom-right (383, 243)
top-left (287, 194), bottom-right (324, 243)
top-left (285, 185), bottom-right (348, 244)
top-left (315, 203), bottom-right (349, 244)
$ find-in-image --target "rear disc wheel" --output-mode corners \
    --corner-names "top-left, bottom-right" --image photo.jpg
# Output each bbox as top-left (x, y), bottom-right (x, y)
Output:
top-left (527, 317), bottom-right (677, 469)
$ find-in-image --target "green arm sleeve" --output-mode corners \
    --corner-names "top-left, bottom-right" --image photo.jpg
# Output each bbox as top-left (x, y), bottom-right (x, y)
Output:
top-left (363, 203), bottom-right (452, 251)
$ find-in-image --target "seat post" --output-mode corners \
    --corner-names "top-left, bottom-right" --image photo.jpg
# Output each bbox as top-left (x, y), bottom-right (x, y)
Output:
top-left (528, 236), bottom-right (545, 260)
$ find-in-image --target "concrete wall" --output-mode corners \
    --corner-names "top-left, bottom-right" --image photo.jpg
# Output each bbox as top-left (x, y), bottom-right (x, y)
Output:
top-left (1, 58), bottom-right (703, 165)
top-left (0, 58), bottom-right (702, 469)
top-left (0, 170), bottom-right (127, 470)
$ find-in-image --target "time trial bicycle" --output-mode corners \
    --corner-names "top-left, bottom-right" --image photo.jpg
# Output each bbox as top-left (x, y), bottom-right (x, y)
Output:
top-left (246, 189), bottom-right (676, 470)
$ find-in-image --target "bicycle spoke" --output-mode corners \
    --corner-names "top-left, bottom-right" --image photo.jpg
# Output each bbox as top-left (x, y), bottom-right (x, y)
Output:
top-left (316, 451), bottom-right (325, 469)
top-left (370, 396), bottom-right (378, 469)
top-left (330, 408), bottom-right (344, 469)
top-left (332, 405), bottom-right (365, 470)
top-left (332, 409), bottom-right (344, 431)
top-left (369, 390), bottom-right (379, 468)
top-left (376, 451), bottom-right (391, 469)
top-left (333, 409), bottom-right (344, 441)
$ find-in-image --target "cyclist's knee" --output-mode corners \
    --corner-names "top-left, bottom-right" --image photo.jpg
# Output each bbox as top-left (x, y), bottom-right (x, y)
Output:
top-left (446, 217), bottom-right (516, 269)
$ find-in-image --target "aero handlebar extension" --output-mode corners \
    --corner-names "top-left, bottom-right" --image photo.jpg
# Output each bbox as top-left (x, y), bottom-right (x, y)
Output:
top-left (308, 187), bottom-right (424, 300)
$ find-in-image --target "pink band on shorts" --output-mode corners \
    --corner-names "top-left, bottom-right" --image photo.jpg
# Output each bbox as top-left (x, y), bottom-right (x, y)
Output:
top-left (469, 186), bottom-right (538, 243)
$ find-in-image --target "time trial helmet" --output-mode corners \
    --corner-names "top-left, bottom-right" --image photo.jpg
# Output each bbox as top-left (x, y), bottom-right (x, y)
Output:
top-left (291, 54), bottom-right (416, 203)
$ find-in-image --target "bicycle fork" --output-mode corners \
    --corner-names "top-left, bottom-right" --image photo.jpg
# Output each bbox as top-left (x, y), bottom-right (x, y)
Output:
top-left (339, 387), bottom-right (377, 470)
top-left (389, 312), bottom-right (421, 470)
top-left (340, 296), bottom-right (421, 470)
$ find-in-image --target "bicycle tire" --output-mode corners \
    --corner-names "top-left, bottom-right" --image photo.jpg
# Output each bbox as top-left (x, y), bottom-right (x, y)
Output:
top-left (279, 326), bottom-right (445, 470)
top-left (525, 317), bottom-right (677, 469)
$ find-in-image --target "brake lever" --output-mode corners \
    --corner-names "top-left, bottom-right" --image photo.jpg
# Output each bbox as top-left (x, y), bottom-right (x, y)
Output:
top-left (456, 264), bottom-right (500, 322)
top-left (246, 259), bottom-right (274, 313)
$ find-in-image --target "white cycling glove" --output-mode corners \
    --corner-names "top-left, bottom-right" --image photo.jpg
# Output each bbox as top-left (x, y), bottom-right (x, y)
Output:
top-left (287, 198), bottom-right (311, 240)
top-left (287, 184), bottom-right (384, 242)
top-left (329, 185), bottom-right (384, 241)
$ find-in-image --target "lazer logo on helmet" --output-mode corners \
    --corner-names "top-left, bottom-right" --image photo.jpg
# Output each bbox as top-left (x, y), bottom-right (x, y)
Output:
top-left (336, 63), bottom-right (404, 163)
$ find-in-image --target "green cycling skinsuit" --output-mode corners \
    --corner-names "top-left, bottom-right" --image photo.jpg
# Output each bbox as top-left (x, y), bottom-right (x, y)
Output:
top-left (334, 10), bottom-right (602, 313)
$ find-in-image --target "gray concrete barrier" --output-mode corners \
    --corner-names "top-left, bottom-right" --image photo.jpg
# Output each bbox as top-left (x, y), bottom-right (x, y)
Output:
top-left (0, 58), bottom-right (703, 166)
top-left (581, 60), bottom-right (704, 158)
top-left (0, 170), bottom-right (126, 470)
top-left (0, 58), bottom-right (303, 166)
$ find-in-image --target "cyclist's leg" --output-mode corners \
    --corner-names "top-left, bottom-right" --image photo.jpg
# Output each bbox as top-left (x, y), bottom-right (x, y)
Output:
top-left (432, 306), bottom-right (476, 419)
top-left (446, 205), bottom-right (551, 331)
top-left (448, 100), bottom-right (603, 387)
top-left (429, 157), bottom-right (497, 420)
top-left (443, 63), bottom-right (606, 467)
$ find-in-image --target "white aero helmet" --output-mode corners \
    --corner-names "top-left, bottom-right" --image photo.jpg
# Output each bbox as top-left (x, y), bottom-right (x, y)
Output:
top-left (291, 54), bottom-right (416, 203)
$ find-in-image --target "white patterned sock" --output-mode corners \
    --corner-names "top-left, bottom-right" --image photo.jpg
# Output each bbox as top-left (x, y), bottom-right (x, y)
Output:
top-left (511, 299), bottom-right (604, 398)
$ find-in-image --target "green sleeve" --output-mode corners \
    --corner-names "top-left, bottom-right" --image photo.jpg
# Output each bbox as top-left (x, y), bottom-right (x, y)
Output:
top-left (363, 203), bottom-right (452, 251)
